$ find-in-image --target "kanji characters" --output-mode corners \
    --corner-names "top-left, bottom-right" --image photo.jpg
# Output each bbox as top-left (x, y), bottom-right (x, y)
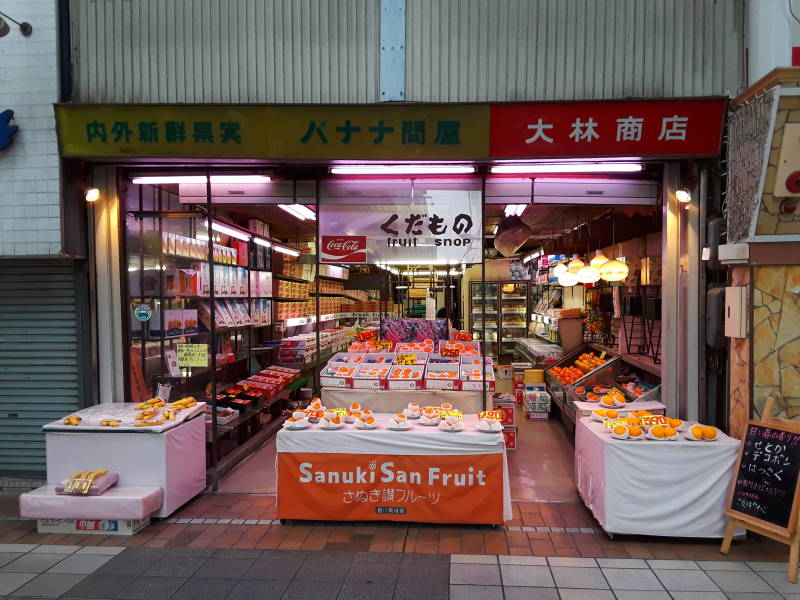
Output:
top-left (86, 121), bottom-right (107, 143)
top-left (193, 121), bottom-right (214, 143)
top-left (616, 116), bottom-right (643, 141)
top-left (368, 120), bottom-right (394, 144)
top-left (569, 117), bottom-right (599, 142)
top-left (525, 119), bottom-right (554, 143)
top-left (402, 120), bottom-right (425, 144)
top-left (165, 121), bottom-right (186, 143)
top-left (434, 121), bottom-right (460, 144)
top-left (110, 121), bottom-right (133, 143)
top-left (336, 120), bottom-right (361, 144)
top-left (138, 122), bottom-right (158, 143)
top-left (220, 121), bottom-right (242, 143)
top-left (658, 115), bottom-right (688, 141)
top-left (300, 120), bottom-right (328, 144)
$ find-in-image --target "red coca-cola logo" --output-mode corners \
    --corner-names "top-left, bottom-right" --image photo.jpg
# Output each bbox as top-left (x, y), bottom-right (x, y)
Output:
top-left (321, 236), bottom-right (367, 262)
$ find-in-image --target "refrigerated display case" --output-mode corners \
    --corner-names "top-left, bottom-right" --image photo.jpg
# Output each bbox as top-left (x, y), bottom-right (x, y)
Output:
top-left (498, 281), bottom-right (529, 361)
top-left (470, 282), bottom-right (498, 358)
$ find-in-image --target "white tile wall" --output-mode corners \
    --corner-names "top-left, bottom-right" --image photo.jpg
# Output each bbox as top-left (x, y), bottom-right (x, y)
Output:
top-left (0, 0), bottom-right (61, 256)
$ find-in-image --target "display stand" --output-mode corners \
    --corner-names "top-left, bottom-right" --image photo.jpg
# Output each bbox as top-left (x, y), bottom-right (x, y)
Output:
top-left (720, 398), bottom-right (800, 583)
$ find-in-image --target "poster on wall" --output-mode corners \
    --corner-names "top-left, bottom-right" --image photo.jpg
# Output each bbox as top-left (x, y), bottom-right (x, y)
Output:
top-left (319, 183), bottom-right (482, 265)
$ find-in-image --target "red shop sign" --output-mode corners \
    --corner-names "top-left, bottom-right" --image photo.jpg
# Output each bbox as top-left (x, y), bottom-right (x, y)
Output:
top-left (320, 235), bottom-right (367, 263)
top-left (490, 98), bottom-right (726, 159)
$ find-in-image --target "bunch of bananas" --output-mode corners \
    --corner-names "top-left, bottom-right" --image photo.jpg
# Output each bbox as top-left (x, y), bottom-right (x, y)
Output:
top-left (169, 396), bottom-right (198, 410)
top-left (62, 415), bottom-right (82, 426)
top-left (64, 469), bottom-right (107, 494)
top-left (99, 419), bottom-right (121, 427)
top-left (135, 419), bottom-right (164, 427)
top-left (135, 397), bottom-right (165, 410)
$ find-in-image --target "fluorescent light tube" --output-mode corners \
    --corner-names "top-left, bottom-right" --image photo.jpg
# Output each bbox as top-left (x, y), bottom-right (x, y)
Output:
top-left (330, 165), bottom-right (475, 175)
top-left (132, 174), bottom-right (270, 184)
top-left (491, 162), bottom-right (642, 174)
top-left (253, 237), bottom-right (271, 248)
top-left (278, 204), bottom-right (311, 221)
top-left (274, 245), bottom-right (300, 257)
top-left (211, 221), bottom-right (250, 241)
top-left (209, 175), bottom-right (270, 183)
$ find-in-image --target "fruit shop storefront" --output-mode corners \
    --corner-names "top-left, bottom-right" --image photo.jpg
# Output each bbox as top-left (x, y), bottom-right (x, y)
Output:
top-left (29, 99), bottom-right (743, 534)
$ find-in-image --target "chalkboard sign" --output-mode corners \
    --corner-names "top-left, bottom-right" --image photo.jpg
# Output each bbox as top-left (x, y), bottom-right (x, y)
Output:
top-left (728, 422), bottom-right (800, 535)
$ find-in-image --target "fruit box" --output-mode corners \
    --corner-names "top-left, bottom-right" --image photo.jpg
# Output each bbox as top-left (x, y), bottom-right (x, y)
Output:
top-left (439, 340), bottom-right (481, 356)
top-left (387, 365), bottom-right (425, 390)
top-left (502, 426), bottom-right (517, 450)
top-left (239, 379), bottom-right (278, 396)
top-left (491, 398), bottom-right (516, 426)
top-left (428, 353), bottom-right (460, 364)
top-left (424, 364), bottom-right (461, 391)
top-left (37, 518), bottom-right (150, 536)
top-left (329, 352), bottom-right (364, 364)
top-left (460, 366), bottom-right (496, 391)
top-left (352, 364), bottom-right (389, 390)
top-left (319, 362), bottom-right (357, 388)
top-left (362, 352), bottom-right (396, 364)
top-left (459, 355), bottom-right (494, 366)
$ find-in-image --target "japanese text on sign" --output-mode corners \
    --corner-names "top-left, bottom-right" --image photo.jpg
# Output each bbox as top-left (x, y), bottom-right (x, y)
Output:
top-left (85, 120), bottom-right (242, 144)
top-left (300, 119), bottom-right (462, 146)
top-left (176, 344), bottom-right (209, 368)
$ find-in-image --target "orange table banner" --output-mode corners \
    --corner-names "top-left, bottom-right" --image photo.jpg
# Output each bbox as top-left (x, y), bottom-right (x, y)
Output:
top-left (277, 452), bottom-right (503, 524)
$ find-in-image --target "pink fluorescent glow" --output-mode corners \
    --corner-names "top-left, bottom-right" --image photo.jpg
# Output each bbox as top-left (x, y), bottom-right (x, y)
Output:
top-left (504, 204), bottom-right (527, 217)
top-left (490, 162), bottom-right (642, 174)
top-left (330, 165), bottom-right (476, 175)
top-left (274, 245), bottom-right (300, 257)
top-left (210, 221), bottom-right (251, 241)
top-left (131, 175), bottom-right (270, 185)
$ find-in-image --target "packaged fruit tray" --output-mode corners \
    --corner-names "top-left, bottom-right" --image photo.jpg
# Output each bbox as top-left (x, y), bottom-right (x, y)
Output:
top-left (387, 365), bottom-right (425, 390)
top-left (352, 364), bottom-right (390, 390)
top-left (424, 364), bottom-right (461, 390)
top-left (544, 344), bottom-right (618, 392)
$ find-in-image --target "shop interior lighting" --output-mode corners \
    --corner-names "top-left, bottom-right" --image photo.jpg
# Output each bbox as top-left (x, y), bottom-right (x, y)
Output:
top-left (567, 256), bottom-right (585, 273)
top-left (400, 269), bottom-right (462, 276)
top-left (84, 188), bottom-right (100, 202)
top-left (599, 258), bottom-right (629, 282)
top-left (504, 204), bottom-right (527, 217)
top-left (558, 271), bottom-right (579, 287)
top-left (329, 165), bottom-right (476, 175)
top-left (278, 203), bottom-right (315, 221)
top-left (207, 221), bottom-right (251, 241)
top-left (589, 250), bottom-right (609, 268)
top-left (253, 237), bottom-right (271, 248)
top-left (132, 175), bottom-right (270, 185)
top-left (577, 265), bottom-right (601, 284)
top-left (552, 262), bottom-right (568, 277)
top-left (274, 245), bottom-right (300, 257)
top-left (491, 224), bottom-right (499, 235)
top-left (521, 249), bottom-right (543, 264)
top-left (676, 188), bottom-right (692, 203)
top-left (395, 285), bottom-right (410, 290)
top-left (490, 162), bottom-right (643, 174)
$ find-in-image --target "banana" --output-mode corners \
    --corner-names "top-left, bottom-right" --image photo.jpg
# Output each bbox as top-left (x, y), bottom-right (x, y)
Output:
top-left (63, 416), bottom-right (81, 426)
top-left (100, 419), bottom-right (121, 427)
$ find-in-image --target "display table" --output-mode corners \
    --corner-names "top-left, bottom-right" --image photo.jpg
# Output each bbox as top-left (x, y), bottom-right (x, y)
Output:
top-left (572, 400), bottom-right (666, 419)
top-left (575, 417), bottom-right (740, 538)
top-left (321, 388), bottom-right (486, 414)
top-left (277, 413), bottom-right (511, 525)
top-left (43, 412), bottom-right (206, 518)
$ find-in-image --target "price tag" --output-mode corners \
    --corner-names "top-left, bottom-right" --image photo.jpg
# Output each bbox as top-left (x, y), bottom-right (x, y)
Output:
top-left (375, 340), bottom-right (394, 351)
top-left (156, 383), bottom-right (172, 402)
top-left (453, 331), bottom-right (473, 341)
top-left (395, 353), bottom-right (417, 365)
top-left (176, 343), bottom-right (209, 367)
top-left (478, 410), bottom-right (504, 421)
top-left (357, 330), bottom-right (376, 341)
top-left (603, 419), bottom-right (628, 429)
top-left (440, 409), bottom-right (463, 419)
top-left (440, 346), bottom-right (460, 357)
top-left (600, 351), bottom-right (607, 359)
top-left (639, 415), bottom-right (669, 428)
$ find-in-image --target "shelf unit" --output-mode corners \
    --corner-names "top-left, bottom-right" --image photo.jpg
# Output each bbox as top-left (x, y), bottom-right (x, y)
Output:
top-left (469, 282), bottom-right (499, 358)
top-left (498, 281), bottom-right (530, 361)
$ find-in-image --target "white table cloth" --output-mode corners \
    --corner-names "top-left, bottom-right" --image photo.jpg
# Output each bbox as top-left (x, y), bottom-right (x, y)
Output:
top-left (575, 417), bottom-right (741, 537)
top-left (320, 388), bottom-right (487, 414)
top-left (42, 402), bottom-right (205, 433)
top-left (277, 413), bottom-right (511, 524)
top-left (45, 415), bottom-right (206, 518)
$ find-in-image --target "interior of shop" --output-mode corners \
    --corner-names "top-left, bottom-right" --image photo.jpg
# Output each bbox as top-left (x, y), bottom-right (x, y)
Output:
top-left (122, 160), bottom-right (670, 502)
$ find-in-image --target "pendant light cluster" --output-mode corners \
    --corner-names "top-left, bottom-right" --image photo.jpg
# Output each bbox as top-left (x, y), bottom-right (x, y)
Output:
top-left (553, 215), bottom-right (629, 287)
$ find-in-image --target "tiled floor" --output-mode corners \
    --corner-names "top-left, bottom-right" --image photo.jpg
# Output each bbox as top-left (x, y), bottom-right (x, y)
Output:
top-left (0, 544), bottom-right (797, 599)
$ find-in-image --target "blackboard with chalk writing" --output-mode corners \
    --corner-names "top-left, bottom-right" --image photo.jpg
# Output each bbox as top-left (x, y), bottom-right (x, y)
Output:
top-left (728, 423), bottom-right (800, 534)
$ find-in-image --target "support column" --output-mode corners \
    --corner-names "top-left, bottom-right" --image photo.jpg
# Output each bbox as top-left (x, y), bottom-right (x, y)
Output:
top-left (661, 163), bottom-right (681, 417)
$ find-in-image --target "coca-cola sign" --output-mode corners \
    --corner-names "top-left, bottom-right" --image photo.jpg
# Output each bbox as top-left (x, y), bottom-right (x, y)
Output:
top-left (321, 236), bottom-right (367, 263)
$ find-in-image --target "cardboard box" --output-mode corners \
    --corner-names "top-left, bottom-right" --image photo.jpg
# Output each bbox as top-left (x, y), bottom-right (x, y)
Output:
top-left (424, 363), bottom-right (461, 390)
top-left (182, 309), bottom-right (198, 334)
top-left (502, 426), bottom-right (517, 450)
top-left (387, 365), bottom-right (425, 390)
top-left (319, 362), bottom-right (355, 388)
top-left (37, 518), bottom-right (150, 536)
top-left (497, 364), bottom-right (513, 379)
top-left (460, 366), bottom-right (496, 391)
top-left (352, 363), bottom-right (389, 390)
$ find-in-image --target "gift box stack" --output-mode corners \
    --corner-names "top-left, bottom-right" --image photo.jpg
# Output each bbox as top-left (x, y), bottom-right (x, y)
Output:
top-left (491, 393), bottom-right (517, 449)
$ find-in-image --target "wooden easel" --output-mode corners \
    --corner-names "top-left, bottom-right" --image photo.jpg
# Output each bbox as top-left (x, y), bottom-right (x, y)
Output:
top-left (721, 397), bottom-right (800, 583)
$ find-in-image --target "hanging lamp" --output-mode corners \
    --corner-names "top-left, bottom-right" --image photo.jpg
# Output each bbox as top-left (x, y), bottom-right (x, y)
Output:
top-left (567, 255), bottom-right (585, 273)
top-left (577, 265), bottom-right (601, 284)
top-left (553, 262), bottom-right (568, 277)
top-left (558, 270), bottom-right (578, 287)
top-left (590, 249), bottom-right (609, 268)
top-left (599, 214), bottom-right (630, 282)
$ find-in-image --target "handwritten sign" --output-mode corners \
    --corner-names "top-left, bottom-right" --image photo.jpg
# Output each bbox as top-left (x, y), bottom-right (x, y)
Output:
top-left (453, 331), bottom-right (473, 341)
top-left (357, 330), bottom-right (376, 341)
top-left (728, 423), bottom-right (800, 534)
top-left (478, 410), bottom-right (504, 421)
top-left (176, 343), bottom-right (209, 368)
top-left (603, 419), bottom-right (628, 429)
top-left (440, 410), bottom-right (463, 419)
top-left (639, 415), bottom-right (670, 428)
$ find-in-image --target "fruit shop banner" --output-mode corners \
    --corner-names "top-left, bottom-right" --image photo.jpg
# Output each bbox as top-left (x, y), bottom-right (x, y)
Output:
top-left (319, 195), bottom-right (482, 264)
top-left (277, 452), bottom-right (503, 524)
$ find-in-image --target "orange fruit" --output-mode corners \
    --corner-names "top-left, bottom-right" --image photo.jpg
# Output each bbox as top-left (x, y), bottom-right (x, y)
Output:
top-left (395, 413), bottom-right (407, 420)
top-left (593, 409), bottom-right (606, 417)
top-left (605, 409), bottom-right (618, 419)
top-left (650, 425), bottom-right (665, 438)
top-left (613, 425), bottom-right (628, 436)
top-left (702, 426), bottom-right (717, 440)
top-left (628, 417), bottom-right (641, 427)
top-left (365, 416), bottom-right (375, 424)
top-left (664, 427), bottom-right (677, 437)
top-left (690, 425), bottom-right (704, 440)
top-left (601, 397), bottom-right (615, 407)
top-left (668, 418), bottom-right (682, 428)
top-left (629, 426), bottom-right (643, 437)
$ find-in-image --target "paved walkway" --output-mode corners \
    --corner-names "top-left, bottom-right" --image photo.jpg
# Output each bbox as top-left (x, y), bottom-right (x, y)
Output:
top-left (0, 543), bottom-right (798, 599)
